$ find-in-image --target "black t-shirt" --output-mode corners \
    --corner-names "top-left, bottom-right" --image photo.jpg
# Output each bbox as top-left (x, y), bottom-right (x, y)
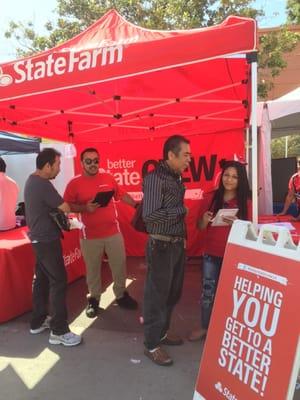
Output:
top-left (24, 174), bottom-right (64, 242)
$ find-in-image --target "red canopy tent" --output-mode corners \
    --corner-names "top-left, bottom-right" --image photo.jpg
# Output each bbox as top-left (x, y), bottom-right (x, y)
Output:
top-left (0, 10), bottom-right (258, 255)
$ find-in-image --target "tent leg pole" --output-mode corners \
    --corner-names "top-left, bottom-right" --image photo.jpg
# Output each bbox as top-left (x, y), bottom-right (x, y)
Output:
top-left (245, 127), bottom-right (249, 177)
top-left (251, 58), bottom-right (258, 226)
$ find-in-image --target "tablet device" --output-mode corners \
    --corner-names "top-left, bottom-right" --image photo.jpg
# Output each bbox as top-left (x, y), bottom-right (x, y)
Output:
top-left (93, 190), bottom-right (114, 207)
top-left (211, 208), bottom-right (238, 227)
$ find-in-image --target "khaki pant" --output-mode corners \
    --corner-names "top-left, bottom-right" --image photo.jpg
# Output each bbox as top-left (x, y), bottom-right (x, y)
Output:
top-left (80, 233), bottom-right (126, 301)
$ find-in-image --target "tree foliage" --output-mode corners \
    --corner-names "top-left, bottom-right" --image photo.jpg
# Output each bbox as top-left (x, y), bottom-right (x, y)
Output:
top-left (4, 0), bottom-right (261, 51)
top-left (258, 28), bottom-right (300, 99)
top-left (3, 0), bottom-right (300, 99)
top-left (271, 135), bottom-right (300, 159)
top-left (287, 0), bottom-right (300, 24)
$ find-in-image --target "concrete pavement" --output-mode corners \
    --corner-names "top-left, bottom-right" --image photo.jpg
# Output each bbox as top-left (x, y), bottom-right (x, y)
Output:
top-left (0, 257), bottom-right (203, 400)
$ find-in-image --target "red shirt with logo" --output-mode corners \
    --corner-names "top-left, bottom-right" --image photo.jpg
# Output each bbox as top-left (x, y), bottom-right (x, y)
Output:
top-left (288, 172), bottom-right (300, 209)
top-left (200, 191), bottom-right (252, 258)
top-left (64, 172), bottom-right (126, 239)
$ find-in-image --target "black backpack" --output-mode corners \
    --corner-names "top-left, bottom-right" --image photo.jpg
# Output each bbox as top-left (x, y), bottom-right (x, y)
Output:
top-left (131, 202), bottom-right (147, 233)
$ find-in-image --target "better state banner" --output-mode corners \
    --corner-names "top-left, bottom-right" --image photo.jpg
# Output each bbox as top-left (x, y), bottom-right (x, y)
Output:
top-left (74, 131), bottom-right (245, 256)
top-left (194, 221), bottom-right (300, 400)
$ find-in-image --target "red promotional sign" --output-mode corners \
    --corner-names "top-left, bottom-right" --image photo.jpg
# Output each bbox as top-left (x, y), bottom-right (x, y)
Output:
top-left (62, 230), bottom-right (85, 283)
top-left (74, 132), bottom-right (245, 191)
top-left (74, 131), bottom-right (245, 256)
top-left (194, 221), bottom-right (300, 400)
top-left (0, 228), bottom-right (85, 323)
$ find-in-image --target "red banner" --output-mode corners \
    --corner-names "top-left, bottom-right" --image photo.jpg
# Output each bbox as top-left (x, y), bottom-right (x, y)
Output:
top-left (74, 130), bottom-right (245, 256)
top-left (194, 221), bottom-right (300, 399)
top-left (0, 228), bottom-right (85, 323)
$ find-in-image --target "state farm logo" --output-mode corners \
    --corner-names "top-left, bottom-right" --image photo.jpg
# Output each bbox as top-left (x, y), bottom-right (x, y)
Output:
top-left (63, 247), bottom-right (82, 267)
top-left (215, 382), bottom-right (223, 393)
top-left (214, 382), bottom-right (238, 400)
top-left (0, 67), bottom-right (13, 87)
top-left (0, 45), bottom-right (123, 87)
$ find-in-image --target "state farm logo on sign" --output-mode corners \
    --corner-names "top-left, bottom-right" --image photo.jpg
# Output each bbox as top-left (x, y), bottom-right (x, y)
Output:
top-left (215, 381), bottom-right (238, 400)
top-left (0, 45), bottom-right (123, 87)
top-left (0, 67), bottom-right (13, 87)
top-left (63, 247), bottom-right (82, 267)
top-left (215, 381), bottom-right (223, 394)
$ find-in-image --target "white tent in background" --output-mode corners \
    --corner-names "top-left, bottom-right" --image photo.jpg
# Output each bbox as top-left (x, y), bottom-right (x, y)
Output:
top-left (266, 87), bottom-right (300, 138)
top-left (257, 87), bottom-right (300, 215)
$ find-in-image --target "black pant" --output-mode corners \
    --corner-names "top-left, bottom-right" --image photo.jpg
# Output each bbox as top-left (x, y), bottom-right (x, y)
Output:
top-left (143, 237), bottom-right (185, 350)
top-left (31, 239), bottom-right (69, 335)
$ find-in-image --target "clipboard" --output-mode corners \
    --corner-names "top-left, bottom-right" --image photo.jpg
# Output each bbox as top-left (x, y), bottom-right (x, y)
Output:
top-left (93, 190), bottom-right (114, 207)
top-left (210, 208), bottom-right (238, 227)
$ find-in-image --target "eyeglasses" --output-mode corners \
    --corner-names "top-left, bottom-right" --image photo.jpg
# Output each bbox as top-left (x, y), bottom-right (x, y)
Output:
top-left (83, 158), bottom-right (99, 165)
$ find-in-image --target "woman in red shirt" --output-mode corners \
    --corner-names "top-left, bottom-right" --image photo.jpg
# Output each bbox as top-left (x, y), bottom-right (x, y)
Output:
top-left (188, 160), bottom-right (252, 341)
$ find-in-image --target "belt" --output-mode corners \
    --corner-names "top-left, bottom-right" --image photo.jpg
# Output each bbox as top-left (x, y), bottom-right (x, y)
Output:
top-left (150, 234), bottom-right (184, 243)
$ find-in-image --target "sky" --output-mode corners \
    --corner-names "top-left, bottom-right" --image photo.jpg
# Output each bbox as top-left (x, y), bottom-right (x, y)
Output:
top-left (0, 0), bottom-right (288, 63)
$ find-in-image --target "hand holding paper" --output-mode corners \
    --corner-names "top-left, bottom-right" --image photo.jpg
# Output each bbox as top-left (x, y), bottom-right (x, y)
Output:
top-left (211, 208), bottom-right (238, 227)
top-left (69, 217), bottom-right (84, 230)
top-left (222, 214), bottom-right (238, 225)
top-left (203, 211), bottom-right (214, 224)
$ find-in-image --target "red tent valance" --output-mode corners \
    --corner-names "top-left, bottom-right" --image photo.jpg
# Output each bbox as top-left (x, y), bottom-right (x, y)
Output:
top-left (0, 9), bottom-right (257, 144)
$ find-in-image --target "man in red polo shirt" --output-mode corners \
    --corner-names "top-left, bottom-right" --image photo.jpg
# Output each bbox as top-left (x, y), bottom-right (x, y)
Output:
top-left (64, 148), bottom-right (138, 317)
top-left (278, 160), bottom-right (300, 218)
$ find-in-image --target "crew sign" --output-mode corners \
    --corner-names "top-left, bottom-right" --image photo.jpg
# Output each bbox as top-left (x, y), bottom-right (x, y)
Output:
top-left (194, 221), bottom-right (300, 400)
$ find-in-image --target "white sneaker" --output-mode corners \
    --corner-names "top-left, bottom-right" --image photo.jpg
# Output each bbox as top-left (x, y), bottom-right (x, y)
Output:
top-left (49, 331), bottom-right (82, 347)
top-left (30, 316), bottom-right (51, 334)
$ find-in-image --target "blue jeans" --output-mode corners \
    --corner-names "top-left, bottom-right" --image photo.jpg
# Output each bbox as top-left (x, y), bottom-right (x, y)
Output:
top-left (143, 237), bottom-right (185, 350)
top-left (201, 254), bottom-right (223, 329)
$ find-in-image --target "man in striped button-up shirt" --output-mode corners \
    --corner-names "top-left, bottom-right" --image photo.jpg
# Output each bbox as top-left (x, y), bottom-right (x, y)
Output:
top-left (142, 135), bottom-right (191, 366)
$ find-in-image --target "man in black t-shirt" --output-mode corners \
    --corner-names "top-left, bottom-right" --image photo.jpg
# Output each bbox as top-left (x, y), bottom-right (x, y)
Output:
top-left (24, 148), bottom-right (81, 347)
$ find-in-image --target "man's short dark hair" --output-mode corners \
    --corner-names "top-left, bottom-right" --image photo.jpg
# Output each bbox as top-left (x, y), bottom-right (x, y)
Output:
top-left (163, 135), bottom-right (190, 160)
top-left (0, 157), bottom-right (6, 173)
top-left (36, 148), bottom-right (61, 170)
top-left (80, 148), bottom-right (99, 161)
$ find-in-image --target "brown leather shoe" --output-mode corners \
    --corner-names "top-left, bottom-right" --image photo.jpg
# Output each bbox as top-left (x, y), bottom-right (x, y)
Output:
top-left (144, 347), bottom-right (173, 366)
top-left (160, 331), bottom-right (184, 346)
top-left (187, 328), bottom-right (207, 342)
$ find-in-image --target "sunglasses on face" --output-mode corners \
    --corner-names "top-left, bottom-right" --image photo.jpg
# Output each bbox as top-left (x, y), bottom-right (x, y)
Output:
top-left (83, 158), bottom-right (99, 165)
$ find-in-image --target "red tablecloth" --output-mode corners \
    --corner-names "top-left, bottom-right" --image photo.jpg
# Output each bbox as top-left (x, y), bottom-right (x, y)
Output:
top-left (0, 227), bottom-right (85, 323)
top-left (258, 215), bottom-right (300, 245)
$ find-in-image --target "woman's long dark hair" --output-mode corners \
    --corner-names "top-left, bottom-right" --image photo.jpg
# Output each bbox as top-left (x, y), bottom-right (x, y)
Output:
top-left (210, 160), bottom-right (251, 220)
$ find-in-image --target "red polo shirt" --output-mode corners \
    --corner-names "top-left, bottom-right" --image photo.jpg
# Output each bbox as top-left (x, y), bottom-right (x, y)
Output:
top-left (64, 172), bottom-right (126, 239)
top-left (288, 172), bottom-right (300, 209)
top-left (200, 191), bottom-right (252, 258)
